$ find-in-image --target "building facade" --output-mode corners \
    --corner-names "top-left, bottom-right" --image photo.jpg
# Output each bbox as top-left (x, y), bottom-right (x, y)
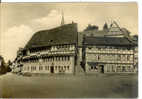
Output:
top-left (21, 44), bottom-right (76, 74)
top-left (13, 21), bottom-right (138, 74)
top-left (17, 23), bottom-right (78, 74)
top-left (82, 36), bottom-right (137, 73)
top-left (81, 21), bottom-right (138, 73)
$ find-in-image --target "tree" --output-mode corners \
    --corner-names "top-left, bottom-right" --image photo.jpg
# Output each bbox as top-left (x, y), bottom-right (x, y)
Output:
top-left (0, 56), bottom-right (12, 74)
top-left (6, 60), bottom-right (12, 72)
top-left (103, 23), bottom-right (108, 30)
top-left (0, 55), bottom-right (7, 74)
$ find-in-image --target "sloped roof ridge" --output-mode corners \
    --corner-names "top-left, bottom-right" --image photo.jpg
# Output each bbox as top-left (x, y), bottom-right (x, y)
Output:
top-left (24, 23), bottom-right (78, 49)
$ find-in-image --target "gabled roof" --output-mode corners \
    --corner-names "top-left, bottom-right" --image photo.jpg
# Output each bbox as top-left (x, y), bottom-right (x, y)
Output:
top-left (83, 21), bottom-right (130, 37)
top-left (25, 23), bottom-right (78, 49)
top-left (84, 36), bottom-right (137, 46)
top-left (82, 30), bottom-right (108, 37)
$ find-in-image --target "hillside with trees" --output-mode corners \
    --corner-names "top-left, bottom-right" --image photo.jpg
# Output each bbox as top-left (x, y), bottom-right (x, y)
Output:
top-left (0, 55), bottom-right (11, 75)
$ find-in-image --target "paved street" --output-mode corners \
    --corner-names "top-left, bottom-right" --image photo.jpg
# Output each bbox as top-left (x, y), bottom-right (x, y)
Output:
top-left (0, 73), bottom-right (138, 98)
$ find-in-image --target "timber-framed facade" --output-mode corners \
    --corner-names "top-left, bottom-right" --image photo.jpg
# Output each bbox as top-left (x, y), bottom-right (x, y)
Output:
top-left (15, 23), bottom-right (78, 74)
top-left (12, 21), bottom-right (138, 74)
top-left (82, 36), bottom-right (137, 73)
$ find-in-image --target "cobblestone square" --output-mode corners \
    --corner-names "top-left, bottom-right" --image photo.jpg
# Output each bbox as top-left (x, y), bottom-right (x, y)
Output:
top-left (0, 73), bottom-right (138, 98)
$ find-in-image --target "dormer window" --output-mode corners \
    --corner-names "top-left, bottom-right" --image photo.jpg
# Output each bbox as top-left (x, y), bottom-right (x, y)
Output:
top-left (49, 40), bottom-right (53, 42)
top-left (88, 47), bottom-right (92, 49)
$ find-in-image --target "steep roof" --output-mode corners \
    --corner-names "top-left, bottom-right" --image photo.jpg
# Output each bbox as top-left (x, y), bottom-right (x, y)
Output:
top-left (82, 21), bottom-right (131, 37)
top-left (82, 30), bottom-right (108, 37)
top-left (25, 23), bottom-right (78, 49)
top-left (84, 36), bottom-right (137, 46)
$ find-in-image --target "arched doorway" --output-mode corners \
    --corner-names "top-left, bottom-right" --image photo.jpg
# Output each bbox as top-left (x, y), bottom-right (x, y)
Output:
top-left (50, 63), bottom-right (54, 73)
top-left (50, 66), bottom-right (54, 73)
top-left (99, 65), bottom-right (104, 73)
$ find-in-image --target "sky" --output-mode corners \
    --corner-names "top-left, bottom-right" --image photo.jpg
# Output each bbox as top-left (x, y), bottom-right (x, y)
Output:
top-left (0, 2), bottom-right (138, 62)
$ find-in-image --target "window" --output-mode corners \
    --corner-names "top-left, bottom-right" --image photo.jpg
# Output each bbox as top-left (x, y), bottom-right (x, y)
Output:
top-left (45, 66), bottom-right (48, 70)
top-left (112, 66), bottom-right (115, 72)
top-left (88, 47), bottom-right (92, 49)
top-left (39, 66), bottom-right (43, 70)
top-left (62, 57), bottom-right (64, 61)
top-left (122, 66), bottom-right (126, 72)
top-left (31, 66), bottom-right (33, 71)
top-left (116, 66), bottom-right (121, 72)
top-left (67, 56), bottom-right (70, 61)
top-left (27, 66), bottom-right (29, 70)
top-left (98, 56), bottom-right (100, 60)
top-left (107, 65), bottom-right (110, 72)
top-left (67, 66), bottom-right (69, 70)
top-left (64, 56), bottom-right (66, 61)
top-left (98, 48), bottom-right (101, 50)
top-left (127, 55), bottom-right (130, 61)
top-left (127, 47), bottom-right (131, 50)
top-left (64, 66), bottom-right (66, 70)
top-left (34, 66), bottom-right (36, 70)
top-left (61, 67), bottom-right (63, 70)
top-left (127, 66), bottom-right (131, 72)
top-left (60, 57), bottom-right (62, 61)
top-left (56, 57), bottom-right (58, 61)
top-left (117, 55), bottom-right (121, 61)
top-left (55, 66), bottom-right (57, 70)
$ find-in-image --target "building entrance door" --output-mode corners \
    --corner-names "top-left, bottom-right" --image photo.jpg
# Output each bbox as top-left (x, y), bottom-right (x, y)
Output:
top-left (99, 65), bottom-right (104, 73)
top-left (50, 66), bottom-right (54, 73)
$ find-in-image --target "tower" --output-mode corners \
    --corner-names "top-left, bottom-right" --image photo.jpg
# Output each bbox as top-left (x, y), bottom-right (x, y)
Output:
top-left (61, 11), bottom-right (64, 26)
top-left (103, 22), bottom-right (108, 31)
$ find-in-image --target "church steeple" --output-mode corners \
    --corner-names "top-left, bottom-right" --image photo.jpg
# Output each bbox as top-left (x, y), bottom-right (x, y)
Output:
top-left (61, 11), bottom-right (64, 26)
top-left (103, 22), bottom-right (108, 31)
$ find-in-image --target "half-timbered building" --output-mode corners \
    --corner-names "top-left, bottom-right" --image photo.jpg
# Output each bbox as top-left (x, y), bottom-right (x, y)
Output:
top-left (20, 22), bottom-right (78, 74)
top-left (82, 36), bottom-right (137, 73)
top-left (82, 21), bottom-right (138, 73)
top-left (13, 20), bottom-right (138, 74)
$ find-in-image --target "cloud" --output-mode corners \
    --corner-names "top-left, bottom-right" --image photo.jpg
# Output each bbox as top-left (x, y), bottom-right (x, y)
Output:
top-left (1, 25), bottom-right (33, 61)
top-left (0, 7), bottom-right (138, 62)
top-left (32, 9), bottom-right (97, 32)
top-left (0, 9), bottom-right (62, 61)
top-left (32, 9), bottom-right (62, 30)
